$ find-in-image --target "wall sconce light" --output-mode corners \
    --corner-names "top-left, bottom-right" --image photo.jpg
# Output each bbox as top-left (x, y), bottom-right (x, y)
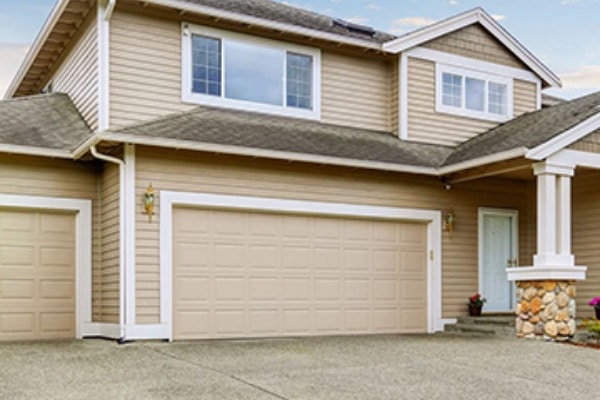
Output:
top-left (444, 208), bottom-right (455, 233)
top-left (143, 183), bottom-right (155, 222)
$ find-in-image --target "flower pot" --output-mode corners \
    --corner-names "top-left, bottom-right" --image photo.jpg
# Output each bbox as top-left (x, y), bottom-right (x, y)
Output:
top-left (595, 306), bottom-right (600, 320)
top-left (468, 304), bottom-right (482, 317)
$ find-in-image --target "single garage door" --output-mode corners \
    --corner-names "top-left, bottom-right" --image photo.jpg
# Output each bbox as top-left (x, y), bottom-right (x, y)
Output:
top-left (173, 207), bottom-right (428, 340)
top-left (0, 209), bottom-right (76, 341)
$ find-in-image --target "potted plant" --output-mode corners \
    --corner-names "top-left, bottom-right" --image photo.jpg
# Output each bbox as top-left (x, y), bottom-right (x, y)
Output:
top-left (588, 296), bottom-right (600, 319)
top-left (468, 293), bottom-right (486, 317)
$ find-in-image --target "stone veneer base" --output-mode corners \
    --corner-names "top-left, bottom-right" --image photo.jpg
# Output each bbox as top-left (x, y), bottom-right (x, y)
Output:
top-left (515, 280), bottom-right (577, 341)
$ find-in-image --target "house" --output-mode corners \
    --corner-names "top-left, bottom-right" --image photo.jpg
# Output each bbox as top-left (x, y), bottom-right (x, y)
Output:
top-left (1, 0), bottom-right (599, 342)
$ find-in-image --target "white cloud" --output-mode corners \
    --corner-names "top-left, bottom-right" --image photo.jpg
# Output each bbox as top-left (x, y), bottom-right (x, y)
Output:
top-left (560, 0), bottom-right (581, 4)
top-left (390, 17), bottom-right (437, 35)
top-left (0, 43), bottom-right (30, 98)
top-left (366, 3), bottom-right (381, 10)
top-left (491, 14), bottom-right (506, 21)
top-left (345, 16), bottom-right (369, 25)
top-left (448, 0), bottom-right (458, 5)
top-left (560, 65), bottom-right (600, 89)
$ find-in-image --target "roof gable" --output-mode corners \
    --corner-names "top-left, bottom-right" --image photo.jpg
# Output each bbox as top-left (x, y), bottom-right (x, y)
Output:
top-left (383, 8), bottom-right (560, 88)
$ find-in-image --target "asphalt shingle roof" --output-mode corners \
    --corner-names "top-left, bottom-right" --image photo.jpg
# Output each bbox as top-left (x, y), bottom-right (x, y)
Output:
top-left (112, 105), bottom-right (453, 168)
top-left (445, 91), bottom-right (600, 165)
top-left (179, 0), bottom-right (396, 44)
top-left (0, 93), bottom-right (92, 151)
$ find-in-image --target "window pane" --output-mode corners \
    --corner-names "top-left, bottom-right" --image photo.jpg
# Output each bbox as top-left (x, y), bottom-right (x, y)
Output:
top-left (465, 77), bottom-right (485, 111)
top-left (488, 82), bottom-right (507, 115)
top-left (224, 41), bottom-right (283, 106)
top-left (442, 73), bottom-right (462, 107)
top-left (191, 35), bottom-right (221, 96)
top-left (287, 53), bottom-right (313, 110)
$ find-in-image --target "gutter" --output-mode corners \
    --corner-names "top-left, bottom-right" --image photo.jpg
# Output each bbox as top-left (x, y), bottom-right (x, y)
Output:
top-left (97, 132), bottom-right (440, 176)
top-left (438, 147), bottom-right (528, 175)
top-left (142, 0), bottom-right (382, 51)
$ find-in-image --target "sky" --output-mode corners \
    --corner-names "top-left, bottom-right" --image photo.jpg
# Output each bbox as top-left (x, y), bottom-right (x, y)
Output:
top-left (0, 0), bottom-right (598, 99)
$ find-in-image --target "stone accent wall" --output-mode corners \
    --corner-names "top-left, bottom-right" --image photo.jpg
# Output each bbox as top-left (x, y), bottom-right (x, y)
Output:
top-left (515, 280), bottom-right (577, 341)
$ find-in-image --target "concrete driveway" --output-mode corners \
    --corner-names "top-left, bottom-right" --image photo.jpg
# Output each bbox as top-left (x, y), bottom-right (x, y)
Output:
top-left (0, 334), bottom-right (598, 400)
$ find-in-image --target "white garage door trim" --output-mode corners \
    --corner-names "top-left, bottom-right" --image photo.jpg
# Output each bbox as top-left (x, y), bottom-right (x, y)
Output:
top-left (0, 193), bottom-right (92, 339)
top-left (159, 191), bottom-right (443, 341)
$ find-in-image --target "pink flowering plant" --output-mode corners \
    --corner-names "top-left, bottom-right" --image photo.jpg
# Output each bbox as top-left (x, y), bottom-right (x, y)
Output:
top-left (469, 293), bottom-right (487, 307)
top-left (588, 296), bottom-right (600, 308)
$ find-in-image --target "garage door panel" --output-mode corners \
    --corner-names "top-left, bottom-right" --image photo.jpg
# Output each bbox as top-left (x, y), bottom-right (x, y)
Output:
top-left (249, 278), bottom-right (279, 301)
top-left (39, 280), bottom-right (75, 300)
top-left (0, 245), bottom-right (36, 266)
top-left (0, 210), bottom-right (76, 341)
top-left (173, 208), bottom-right (428, 339)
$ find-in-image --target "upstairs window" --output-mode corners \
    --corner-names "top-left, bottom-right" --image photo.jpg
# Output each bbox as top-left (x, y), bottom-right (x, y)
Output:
top-left (437, 65), bottom-right (513, 122)
top-left (183, 24), bottom-right (321, 119)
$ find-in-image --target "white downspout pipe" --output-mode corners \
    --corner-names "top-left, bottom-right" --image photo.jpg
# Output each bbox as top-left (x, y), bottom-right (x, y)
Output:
top-left (91, 145), bottom-right (127, 342)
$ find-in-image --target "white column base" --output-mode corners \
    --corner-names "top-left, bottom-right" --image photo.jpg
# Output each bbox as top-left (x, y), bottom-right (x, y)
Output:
top-left (507, 265), bottom-right (587, 281)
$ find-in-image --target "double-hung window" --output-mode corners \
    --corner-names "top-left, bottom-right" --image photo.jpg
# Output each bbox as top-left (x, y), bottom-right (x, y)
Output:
top-left (182, 23), bottom-right (321, 119)
top-left (437, 64), bottom-right (512, 122)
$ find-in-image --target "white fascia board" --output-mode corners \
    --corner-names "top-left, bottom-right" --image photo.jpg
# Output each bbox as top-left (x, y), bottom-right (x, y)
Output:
top-left (97, 132), bottom-right (439, 176)
top-left (438, 147), bottom-right (528, 175)
top-left (382, 8), bottom-right (561, 88)
top-left (548, 149), bottom-right (600, 170)
top-left (0, 144), bottom-right (72, 159)
top-left (526, 112), bottom-right (600, 160)
top-left (144, 0), bottom-right (381, 51)
top-left (384, 9), bottom-right (480, 53)
top-left (4, 0), bottom-right (71, 99)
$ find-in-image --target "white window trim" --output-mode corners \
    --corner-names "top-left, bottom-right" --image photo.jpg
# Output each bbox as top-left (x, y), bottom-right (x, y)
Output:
top-left (159, 191), bottom-right (444, 341)
top-left (436, 64), bottom-right (514, 122)
top-left (181, 22), bottom-right (321, 120)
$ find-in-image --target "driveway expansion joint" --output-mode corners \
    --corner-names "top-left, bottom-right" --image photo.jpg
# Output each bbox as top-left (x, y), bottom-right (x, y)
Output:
top-left (141, 344), bottom-right (291, 400)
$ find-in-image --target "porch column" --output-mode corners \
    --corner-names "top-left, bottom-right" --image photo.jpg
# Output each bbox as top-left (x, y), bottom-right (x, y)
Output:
top-left (507, 161), bottom-right (586, 341)
top-left (532, 162), bottom-right (575, 267)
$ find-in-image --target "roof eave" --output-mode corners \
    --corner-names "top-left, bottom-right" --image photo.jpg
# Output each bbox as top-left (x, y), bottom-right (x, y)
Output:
top-left (4, 0), bottom-right (72, 99)
top-left (0, 143), bottom-right (73, 159)
top-left (97, 132), bottom-right (439, 175)
top-left (439, 147), bottom-right (528, 175)
top-left (382, 8), bottom-right (561, 88)
top-left (143, 0), bottom-right (383, 50)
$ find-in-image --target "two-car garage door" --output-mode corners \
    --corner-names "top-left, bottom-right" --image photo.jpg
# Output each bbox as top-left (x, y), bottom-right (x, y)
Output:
top-left (172, 207), bottom-right (428, 340)
top-left (0, 209), bottom-right (76, 341)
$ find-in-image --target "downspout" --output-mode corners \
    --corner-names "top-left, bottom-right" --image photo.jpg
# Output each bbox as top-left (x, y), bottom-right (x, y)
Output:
top-left (91, 145), bottom-right (127, 342)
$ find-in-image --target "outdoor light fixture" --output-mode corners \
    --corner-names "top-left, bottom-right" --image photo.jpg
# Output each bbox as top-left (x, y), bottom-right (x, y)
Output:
top-left (444, 208), bottom-right (455, 233)
top-left (143, 183), bottom-right (155, 222)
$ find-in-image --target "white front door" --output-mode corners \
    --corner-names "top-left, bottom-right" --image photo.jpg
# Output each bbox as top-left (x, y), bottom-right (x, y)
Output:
top-left (479, 209), bottom-right (518, 312)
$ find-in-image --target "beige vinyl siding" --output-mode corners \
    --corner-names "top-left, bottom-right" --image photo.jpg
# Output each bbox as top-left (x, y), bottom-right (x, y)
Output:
top-left (134, 146), bottom-right (533, 323)
top-left (321, 52), bottom-right (390, 132)
top-left (390, 58), bottom-right (399, 135)
top-left (109, 10), bottom-right (194, 129)
top-left (514, 79), bottom-right (538, 116)
top-left (0, 155), bottom-right (101, 319)
top-left (422, 24), bottom-right (527, 70)
top-left (572, 170), bottom-right (600, 319)
top-left (569, 128), bottom-right (600, 152)
top-left (51, 17), bottom-right (99, 130)
top-left (110, 9), bottom-right (393, 132)
top-left (406, 57), bottom-right (497, 146)
top-left (98, 163), bottom-right (120, 323)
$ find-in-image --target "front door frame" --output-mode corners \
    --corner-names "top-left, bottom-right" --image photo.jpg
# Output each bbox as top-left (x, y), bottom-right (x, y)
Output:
top-left (478, 207), bottom-right (519, 312)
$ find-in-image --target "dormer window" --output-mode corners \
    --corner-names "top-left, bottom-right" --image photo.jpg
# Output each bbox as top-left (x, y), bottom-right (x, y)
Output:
top-left (182, 23), bottom-right (321, 120)
top-left (436, 64), bottom-right (513, 122)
